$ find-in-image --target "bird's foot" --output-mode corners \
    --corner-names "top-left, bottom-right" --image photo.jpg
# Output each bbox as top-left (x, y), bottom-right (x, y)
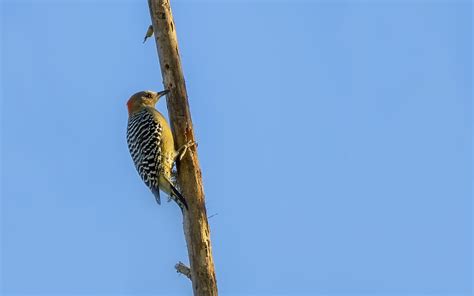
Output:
top-left (176, 140), bottom-right (197, 161)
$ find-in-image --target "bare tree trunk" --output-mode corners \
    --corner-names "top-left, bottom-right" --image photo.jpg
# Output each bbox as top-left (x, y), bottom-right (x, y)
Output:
top-left (147, 1), bottom-right (218, 295)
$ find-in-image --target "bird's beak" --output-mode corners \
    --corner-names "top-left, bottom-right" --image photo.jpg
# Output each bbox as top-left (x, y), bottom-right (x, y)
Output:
top-left (157, 89), bottom-right (170, 97)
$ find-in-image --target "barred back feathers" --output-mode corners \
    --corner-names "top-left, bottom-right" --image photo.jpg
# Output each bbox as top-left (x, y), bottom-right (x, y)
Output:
top-left (127, 109), bottom-right (162, 195)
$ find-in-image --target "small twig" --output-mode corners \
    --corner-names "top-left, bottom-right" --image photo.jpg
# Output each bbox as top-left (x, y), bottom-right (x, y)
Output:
top-left (208, 213), bottom-right (218, 219)
top-left (175, 261), bottom-right (191, 280)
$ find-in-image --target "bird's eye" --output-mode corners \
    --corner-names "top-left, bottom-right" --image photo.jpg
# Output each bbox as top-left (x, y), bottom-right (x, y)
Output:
top-left (145, 93), bottom-right (152, 98)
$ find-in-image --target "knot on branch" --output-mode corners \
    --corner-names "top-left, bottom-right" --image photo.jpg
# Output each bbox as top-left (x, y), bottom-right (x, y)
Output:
top-left (175, 261), bottom-right (191, 280)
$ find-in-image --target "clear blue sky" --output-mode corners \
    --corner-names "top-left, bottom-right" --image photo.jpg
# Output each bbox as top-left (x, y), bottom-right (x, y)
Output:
top-left (1, 0), bottom-right (471, 295)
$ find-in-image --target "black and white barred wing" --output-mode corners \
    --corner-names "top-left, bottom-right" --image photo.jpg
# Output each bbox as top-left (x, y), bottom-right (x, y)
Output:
top-left (127, 109), bottom-right (163, 203)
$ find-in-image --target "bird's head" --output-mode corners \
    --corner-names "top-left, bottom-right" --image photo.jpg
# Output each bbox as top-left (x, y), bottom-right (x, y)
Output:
top-left (126, 90), bottom-right (169, 115)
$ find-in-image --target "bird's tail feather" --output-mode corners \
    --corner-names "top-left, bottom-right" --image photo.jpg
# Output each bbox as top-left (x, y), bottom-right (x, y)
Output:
top-left (169, 182), bottom-right (189, 211)
top-left (151, 187), bottom-right (161, 205)
top-left (160, 177), bottom-right (188, 211)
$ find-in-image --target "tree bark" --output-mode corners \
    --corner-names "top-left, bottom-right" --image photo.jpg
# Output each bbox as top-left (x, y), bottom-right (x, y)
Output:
top-left (147, 1), bottom-right (218, 295)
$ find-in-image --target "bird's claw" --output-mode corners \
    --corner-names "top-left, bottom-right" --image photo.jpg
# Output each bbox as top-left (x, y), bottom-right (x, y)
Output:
top-left (178, 140), bottom-right (197, 161)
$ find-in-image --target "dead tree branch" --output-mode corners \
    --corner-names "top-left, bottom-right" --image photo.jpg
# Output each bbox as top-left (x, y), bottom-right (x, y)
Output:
top-left (147, 1), bottom-right (218, 295)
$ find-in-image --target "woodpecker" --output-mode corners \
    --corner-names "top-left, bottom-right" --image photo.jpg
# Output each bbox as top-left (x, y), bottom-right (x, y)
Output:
top-left (126, 90), bottom-right (193, 210)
